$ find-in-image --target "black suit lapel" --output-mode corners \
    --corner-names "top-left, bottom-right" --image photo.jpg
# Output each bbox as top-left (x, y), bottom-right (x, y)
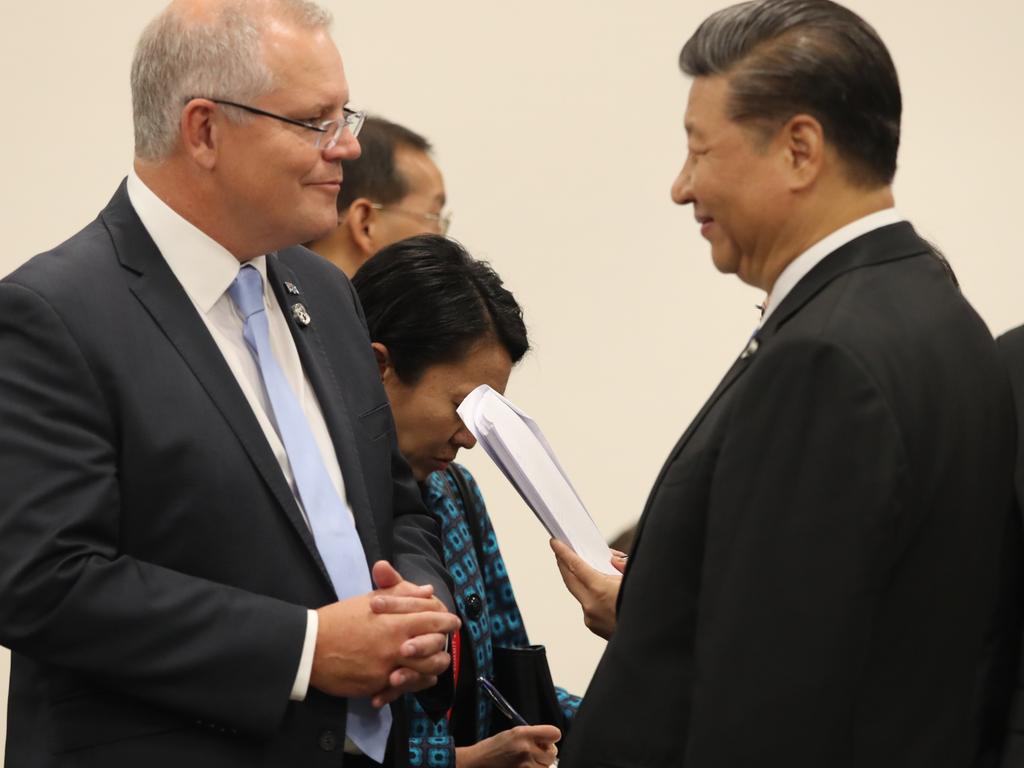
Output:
top-left (658, 339), bottom-right (758, 479)
top-left (101, 183), bottom-right (332, 584)
top-left (625, 336), bottom-right (758, 591)
top-left (267, 255), bottom-right (382, 567)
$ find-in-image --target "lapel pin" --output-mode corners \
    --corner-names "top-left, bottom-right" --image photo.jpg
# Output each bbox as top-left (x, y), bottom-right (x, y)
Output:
top-left (284, 281), bottom-right (301, 295)
top-left (291, 303), bottom-right (311, 327)
top-left (740, 337), bottom-right (760, 359)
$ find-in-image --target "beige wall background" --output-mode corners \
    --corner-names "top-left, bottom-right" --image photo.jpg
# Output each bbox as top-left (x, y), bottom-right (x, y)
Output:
top-left (2, 0), bottom-right (1022, 759)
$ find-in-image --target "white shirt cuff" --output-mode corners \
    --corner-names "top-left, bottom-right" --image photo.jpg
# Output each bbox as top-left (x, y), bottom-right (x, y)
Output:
top-left (290, 609), bottom-right (319, 701)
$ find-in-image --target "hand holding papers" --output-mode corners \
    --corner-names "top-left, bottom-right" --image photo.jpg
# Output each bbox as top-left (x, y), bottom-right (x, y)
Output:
top-left (550, 538), bottom-right (621, 640)
top-left (457, 385), bottom-right (617, 575)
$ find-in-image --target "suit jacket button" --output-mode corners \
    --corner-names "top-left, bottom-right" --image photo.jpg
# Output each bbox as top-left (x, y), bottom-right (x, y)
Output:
top-left (465, 592), bottom-right (483, 619)
top-left (318, 729), bottom-right (337, 751)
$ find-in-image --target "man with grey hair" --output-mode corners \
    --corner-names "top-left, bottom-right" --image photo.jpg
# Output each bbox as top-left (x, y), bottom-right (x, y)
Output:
top-left (555, 1), bottom-right (1019, 766)
top-left (0, 1), bottom-right (459, 766)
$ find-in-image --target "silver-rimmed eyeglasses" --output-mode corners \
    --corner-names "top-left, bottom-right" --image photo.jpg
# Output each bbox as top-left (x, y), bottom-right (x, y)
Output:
top-left (369, 203), bottom-right (452, 236)
top-left (189, 97), bottom-right (365, 150)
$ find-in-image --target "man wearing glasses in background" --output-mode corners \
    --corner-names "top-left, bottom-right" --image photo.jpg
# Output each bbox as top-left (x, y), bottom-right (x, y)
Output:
top-left (0, 1), bottom-right (459, 766)
top-left (307, 116), bottom-right (450, 278)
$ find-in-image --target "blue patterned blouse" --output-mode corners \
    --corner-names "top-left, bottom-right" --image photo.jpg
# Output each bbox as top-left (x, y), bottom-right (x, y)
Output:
top-left (406, 464), bottom-right (581, 767)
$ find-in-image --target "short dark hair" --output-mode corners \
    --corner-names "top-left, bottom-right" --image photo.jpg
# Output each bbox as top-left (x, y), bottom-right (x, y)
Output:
top-left (679, 0), bottom-right (901, 186)
top-left (337, 116), bottom-right (432, 212)
top-left (352, 234), bottom-right (529, 384)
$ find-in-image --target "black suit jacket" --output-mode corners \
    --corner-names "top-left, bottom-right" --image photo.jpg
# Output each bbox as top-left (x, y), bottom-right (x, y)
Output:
top-left (0, 183), bottom-right (452, 767)
top-left (560, 223), bottom-right (1018, 768)
top-left (995, 326), bottom-right (1024, 767)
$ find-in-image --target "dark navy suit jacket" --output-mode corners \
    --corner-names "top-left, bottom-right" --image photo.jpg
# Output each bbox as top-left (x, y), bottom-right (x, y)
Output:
top-left (0, 182), bottom-right (452, 767)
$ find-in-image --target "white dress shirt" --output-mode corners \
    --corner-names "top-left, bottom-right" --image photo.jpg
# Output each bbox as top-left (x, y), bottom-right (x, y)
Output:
top-left (759, 208), bottom-right (904, 328)
top-left (126, 170), bottom-right (345, 702)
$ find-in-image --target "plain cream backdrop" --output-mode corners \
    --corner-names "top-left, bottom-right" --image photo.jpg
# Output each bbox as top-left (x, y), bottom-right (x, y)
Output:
top-left (2, 1), bottom-right (1022, 759)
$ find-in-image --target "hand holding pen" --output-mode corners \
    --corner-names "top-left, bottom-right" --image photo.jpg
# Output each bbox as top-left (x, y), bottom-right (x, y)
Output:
top-left (471, 676), bottom-right (561, 767)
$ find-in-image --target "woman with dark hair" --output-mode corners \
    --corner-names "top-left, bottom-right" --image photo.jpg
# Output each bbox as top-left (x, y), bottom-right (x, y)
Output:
top-left (352, 234), bottom-right (579, 768)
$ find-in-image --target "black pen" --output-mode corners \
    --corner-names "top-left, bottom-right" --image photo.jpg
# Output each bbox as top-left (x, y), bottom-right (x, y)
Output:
top-left (478, 677), bottom-right (561, 766)
top-left (477, 676), bottom-right (529, 726)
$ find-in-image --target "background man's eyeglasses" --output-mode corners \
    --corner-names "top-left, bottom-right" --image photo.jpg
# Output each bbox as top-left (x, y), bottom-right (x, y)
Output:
top-left (370, 203), bottom-right (452, 235)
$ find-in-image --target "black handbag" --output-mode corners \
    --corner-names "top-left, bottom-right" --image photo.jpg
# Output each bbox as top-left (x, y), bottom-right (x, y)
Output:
top-left (444, 466), bottom-right (567, 734)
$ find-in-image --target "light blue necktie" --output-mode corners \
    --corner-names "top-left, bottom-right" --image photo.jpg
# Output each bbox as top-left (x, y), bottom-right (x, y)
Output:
top-left (229, 264), bottom-right (391, 762)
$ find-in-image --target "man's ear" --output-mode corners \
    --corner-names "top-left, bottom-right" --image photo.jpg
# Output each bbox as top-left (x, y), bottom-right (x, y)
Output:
top-left (371, 341), bottom-right (393, 381)
top-left (780, 113), bottom-right (825, 191)
top-left (180, 99), bottom-right (220, 171)
top-left (343, 199), bottom-right (378, 257)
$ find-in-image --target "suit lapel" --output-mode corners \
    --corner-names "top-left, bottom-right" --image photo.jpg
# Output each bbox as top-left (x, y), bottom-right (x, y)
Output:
top-left (660, 339), bottom-right (757, 471)
top-left (625, 340), bottom-right (757, 591)
top-left (101, 183), bottom-right (332, 584)
top-left (267, 255), bottom-right (383, 566)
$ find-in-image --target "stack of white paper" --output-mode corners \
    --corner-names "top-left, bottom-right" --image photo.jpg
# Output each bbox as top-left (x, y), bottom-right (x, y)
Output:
top-left (457, 385), bottom-right (617, 575)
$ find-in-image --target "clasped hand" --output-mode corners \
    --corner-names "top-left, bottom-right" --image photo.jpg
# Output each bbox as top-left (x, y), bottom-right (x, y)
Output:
top-left (311, 560), bottom-right (460, 706)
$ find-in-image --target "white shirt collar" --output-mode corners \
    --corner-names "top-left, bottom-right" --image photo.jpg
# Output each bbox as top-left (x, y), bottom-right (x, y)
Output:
top-left (126, 169), bottom-right (269, 313)
top-left (759, 207), bottom-right (904, 327)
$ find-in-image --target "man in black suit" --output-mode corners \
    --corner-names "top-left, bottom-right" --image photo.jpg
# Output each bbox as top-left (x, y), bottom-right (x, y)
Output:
top-left (555, 1), bottom-right (1018, 766)
top-left (0, 1), bottom-right (459, 766)
top-left (995, 328), bottom-right (1024, 765)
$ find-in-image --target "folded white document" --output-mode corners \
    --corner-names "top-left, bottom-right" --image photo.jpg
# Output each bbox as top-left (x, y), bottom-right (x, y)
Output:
top-left (457, 385), bottom-right (617, 575)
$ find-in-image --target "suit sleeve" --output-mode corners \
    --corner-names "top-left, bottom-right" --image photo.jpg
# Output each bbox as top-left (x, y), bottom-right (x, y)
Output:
top-left (390, 450), bottom-right (456, 719)
top-left (0, 281), bottom-right (308, 734)
top-left (341, 275), bottom-right (456, 715)
top-left (683, 337), bottom-right (911, 766)
top-left (345, 274), bottom-right (455, 612)
top-left (388, 443), bottom-right (455, 613)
